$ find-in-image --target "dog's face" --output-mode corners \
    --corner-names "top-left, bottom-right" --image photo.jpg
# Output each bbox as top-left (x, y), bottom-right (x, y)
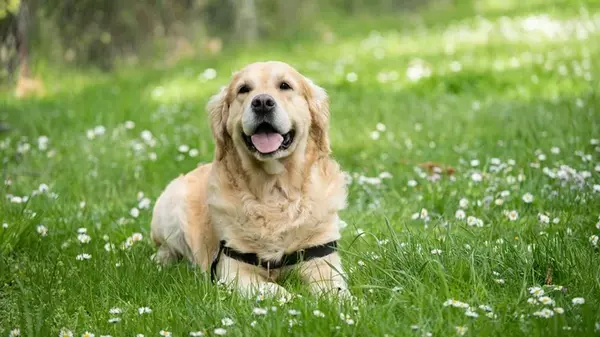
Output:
top-left (208, 61), bottom-right (330, 166)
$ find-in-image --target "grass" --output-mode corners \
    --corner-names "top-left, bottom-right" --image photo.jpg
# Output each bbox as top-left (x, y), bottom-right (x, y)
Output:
top-left (1, 0), bottom-right (600, 336)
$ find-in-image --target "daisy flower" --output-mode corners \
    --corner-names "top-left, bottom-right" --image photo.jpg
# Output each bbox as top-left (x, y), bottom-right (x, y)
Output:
top-left (81, 332), bottom-right (95, 337)
top-left (138, 306), bottom-right (152, 315)
top-left (252, 308), bottom-right (268, 315)
top-left (108, 317), bottom-right (121, 324)
top-left (189, 332), bottom-right (205, 336)
top-left (465, 309), bottom-right (479, 318)
top-left (529, 286), bottom-right (544, 297)
top-left (554, 307), bottom-right (565, 314)
top-left (213, 328), bottom-right (227, 335)
top-left (77, 234), bottom-right (91, 244)
top-left (538, 296), bottom-right (554, 306)
top-left (340, 313), bottom-right (355, 325)
top-left (9, 329), bottom-right (20, 337)
top-left (431, 249), bottom-right (442, 255)
top-left (159, 330), bottom-right (171, 337)
top-left (533, 308), bottom-right (554, 318)
top-left (590, 235), bottom-right (598, 247)
top-left (455, 326), bottom-right (468, 336)
top-left (131, 233), bottom-right (143, 242)
top-left (455, 209), bottom-right (466, 220)
top-left (313, 310), bottom-right (325, 318)
top-left (59, 328), bottom-right (74, 337)
top-left (572, 297), bottom-right (585, 305)
top-left (522, 193), bottom-right (534, 203)
top-left (288, 309), bottom-right (300, 316)
top-left (76, 253), bottom-right (92, 261)
top-left (407, 179), bottom-right (418, 187)
top-left (346, 72), bottom-right (358, 83)
top-left (130, 207), bottom-right (140, 218)
top-left (507, 210), bottom-right (519, 221)
top-left (37, 225), bottom-right (48, 236)
top-left (221, 318), bottom-right (234, 326)
top-left (459, 198), bottom-right (469, 208)
top-left (109, 307), bottom-right (122, 314)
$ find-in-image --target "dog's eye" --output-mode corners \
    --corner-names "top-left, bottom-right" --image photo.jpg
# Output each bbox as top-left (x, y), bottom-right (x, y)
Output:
top-left (238, 85), bottom-right (250, 94)
top-left (279, 82), bottom-right (292, 90)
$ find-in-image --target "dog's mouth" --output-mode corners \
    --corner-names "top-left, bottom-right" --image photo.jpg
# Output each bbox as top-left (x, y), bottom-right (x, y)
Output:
top-left (243, 123), bottom-right (295, 155)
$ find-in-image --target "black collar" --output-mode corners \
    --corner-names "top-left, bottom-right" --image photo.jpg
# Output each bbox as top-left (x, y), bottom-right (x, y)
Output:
top-left (211, 240), bottom-right (338, 281)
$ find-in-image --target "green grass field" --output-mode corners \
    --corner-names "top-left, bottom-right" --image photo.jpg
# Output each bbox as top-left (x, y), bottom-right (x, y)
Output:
top-left (1, 0), bottom-right (600, 336)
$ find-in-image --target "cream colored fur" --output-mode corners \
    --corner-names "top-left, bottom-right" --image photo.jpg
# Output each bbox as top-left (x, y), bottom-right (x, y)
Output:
top-left (151, 61), bottom-right (348, 298)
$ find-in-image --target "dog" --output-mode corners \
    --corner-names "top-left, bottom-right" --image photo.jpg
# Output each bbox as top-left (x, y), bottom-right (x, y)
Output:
top-left (150, 61), bottom-right (348, 298)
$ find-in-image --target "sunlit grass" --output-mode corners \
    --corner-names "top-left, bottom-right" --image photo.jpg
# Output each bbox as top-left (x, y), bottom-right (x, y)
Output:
top-left (1, 1), bottom-right (600, 336)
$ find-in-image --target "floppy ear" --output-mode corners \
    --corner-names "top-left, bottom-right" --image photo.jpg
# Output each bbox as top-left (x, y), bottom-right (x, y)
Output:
top-left (207, 86), bottom-right (230, 161)
top-left (305, 78), bottom-right (331, 155)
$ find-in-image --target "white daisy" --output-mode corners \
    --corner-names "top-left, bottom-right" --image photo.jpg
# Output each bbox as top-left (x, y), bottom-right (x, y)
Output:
top-left (538, 296), bottom-right (554, 306)
top-left (455, 326), bottom-right (468, 336)
top-left (529, 286), bottom-right (544, 297)
top-left (572, 297), bottom-right (585, 305)
top-left (213, 328), bottom-right (227, 335)
top-left (465, 309), bottom-right (479, 318)
top-left (252, 308), bottom-right (268, 315)
top-left (77, 234), bottom-right (91, 244)
top-left (109, 307), bottom-right (122, 314)
top-left (522, 193), bottom-right (534, 203)
top-left (37, 225), bottom-right (48, 236)
top-left (76, 253), bottom-right (92, 261)
top-left (59, 329), bottom-right (74, 337)
top-left (533, 308), bottom-right (554, 318)
top-left (221, 318), bottom-right (234, 326)
top-left (138, 306), bottom-right (152, 315)
top-left (130, 207), bottom-right (140, 218)
top-left (507, 210), bottom-right (519, 221)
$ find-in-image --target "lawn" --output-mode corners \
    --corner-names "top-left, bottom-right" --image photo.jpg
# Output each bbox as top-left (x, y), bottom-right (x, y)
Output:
top-left (1, 0), bottom-right (600, 336)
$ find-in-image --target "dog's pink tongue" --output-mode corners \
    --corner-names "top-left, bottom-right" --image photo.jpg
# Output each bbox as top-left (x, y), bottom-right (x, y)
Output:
top-left (251, 132), bottom-right (283, 153)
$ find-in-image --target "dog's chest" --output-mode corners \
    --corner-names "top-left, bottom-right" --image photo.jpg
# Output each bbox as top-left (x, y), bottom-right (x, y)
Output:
top-left (213, 187), bottom-right (335, 257)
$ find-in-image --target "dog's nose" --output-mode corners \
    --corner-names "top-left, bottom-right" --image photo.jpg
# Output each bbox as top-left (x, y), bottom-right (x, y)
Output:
top-left (251, 94), bottom-right (276, 114)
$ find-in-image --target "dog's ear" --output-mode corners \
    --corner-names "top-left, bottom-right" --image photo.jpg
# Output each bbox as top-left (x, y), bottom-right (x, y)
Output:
top-left (304, 78), bottom-right (331, 155)
top-left (207, 86), bottom-right (230, 161)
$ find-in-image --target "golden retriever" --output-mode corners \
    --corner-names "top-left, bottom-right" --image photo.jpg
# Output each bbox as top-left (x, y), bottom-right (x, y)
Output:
top-left (150, 61), bottom-right (348, 298)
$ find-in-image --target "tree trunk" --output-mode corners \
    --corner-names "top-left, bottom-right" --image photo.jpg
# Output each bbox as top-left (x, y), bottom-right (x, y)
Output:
top-left (232, 0), bottom-right (258, 43)
top-left (16, 0), bottom-right (30, 77)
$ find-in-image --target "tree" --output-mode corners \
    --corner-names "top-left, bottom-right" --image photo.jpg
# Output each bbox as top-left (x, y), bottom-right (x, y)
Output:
top-left (232, 0), bottom-right (258, 43)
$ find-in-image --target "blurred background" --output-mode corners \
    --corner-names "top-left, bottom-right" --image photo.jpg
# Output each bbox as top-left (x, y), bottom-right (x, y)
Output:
top-left (1, 0), bottom-right (428, 79)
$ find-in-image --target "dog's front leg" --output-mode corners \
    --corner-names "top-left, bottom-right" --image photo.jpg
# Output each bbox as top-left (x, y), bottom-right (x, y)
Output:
top-left (299, 253), bottom-right (350, 298)
top-left (216, 255), bottom-right (290, 298)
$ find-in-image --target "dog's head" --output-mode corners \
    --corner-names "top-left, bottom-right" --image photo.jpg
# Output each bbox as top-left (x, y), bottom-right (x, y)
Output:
top-left (207, 61), bottom-right (330, 170)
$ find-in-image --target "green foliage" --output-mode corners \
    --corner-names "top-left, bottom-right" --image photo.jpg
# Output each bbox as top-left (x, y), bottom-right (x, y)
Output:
top-left (0, 0), bottom-right (20, 19)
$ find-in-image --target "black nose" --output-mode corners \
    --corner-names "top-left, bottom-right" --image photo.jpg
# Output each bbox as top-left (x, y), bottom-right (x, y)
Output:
top-left (251, 94), bottom-right (276, 114)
